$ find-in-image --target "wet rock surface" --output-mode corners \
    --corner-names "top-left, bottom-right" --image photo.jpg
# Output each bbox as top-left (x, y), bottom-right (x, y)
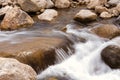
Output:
top-left (0, 33), bottom-right (73, 73)
top-left (91, 24), bottom-right (120, 39)
top-left (101, 45), bottom-right (120, 69)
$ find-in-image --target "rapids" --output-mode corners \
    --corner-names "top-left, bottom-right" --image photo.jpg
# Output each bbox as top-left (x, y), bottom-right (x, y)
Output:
top-left (0, 7), bottom-right (119, 80)
top-left (37, 27), bottom-right (120, 80)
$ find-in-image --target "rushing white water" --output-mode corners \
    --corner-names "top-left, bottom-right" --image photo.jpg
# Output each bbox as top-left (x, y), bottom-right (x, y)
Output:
top-left (37, 27), bottom-right (120, 80)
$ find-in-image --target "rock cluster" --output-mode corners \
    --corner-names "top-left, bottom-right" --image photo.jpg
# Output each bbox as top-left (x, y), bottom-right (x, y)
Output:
top-left (0, 0), bottom-right (119, 30)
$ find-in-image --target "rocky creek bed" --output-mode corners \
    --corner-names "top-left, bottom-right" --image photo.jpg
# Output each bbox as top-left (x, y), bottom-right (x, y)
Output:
top-left (0, 0), bottom-right (120, 80)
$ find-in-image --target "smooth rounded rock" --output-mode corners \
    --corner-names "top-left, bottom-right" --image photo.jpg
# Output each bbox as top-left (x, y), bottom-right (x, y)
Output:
top-left (91, 24), bottom-right (120, 39)
top-left (74, 9), bottom-right (97, 22)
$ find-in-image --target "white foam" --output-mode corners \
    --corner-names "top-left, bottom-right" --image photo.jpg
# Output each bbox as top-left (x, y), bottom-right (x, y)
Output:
top-left (37, 28), bottom-right (120, 80)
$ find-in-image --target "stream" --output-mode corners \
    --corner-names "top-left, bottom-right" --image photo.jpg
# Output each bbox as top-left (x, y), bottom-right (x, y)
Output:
top-left (0, 7), bottom-right (119, 80)
top-left (37, 28), bottom-right (120, 80)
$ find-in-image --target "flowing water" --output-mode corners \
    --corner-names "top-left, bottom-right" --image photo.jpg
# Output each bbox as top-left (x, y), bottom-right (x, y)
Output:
top-left (37, 27), bottom-right (120, 80)
top-left (0, 7), bottom-right (119, 80)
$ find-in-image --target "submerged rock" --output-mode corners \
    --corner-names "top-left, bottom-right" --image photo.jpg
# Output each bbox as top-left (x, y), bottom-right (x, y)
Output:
top-left (38, 9), bottom-right (58, 21)
top-left (101, 37), bottom-right (120, 69)
top-left (0, 57), bottom-right (37, 80)
top-left (0, 35), bottom-right (73, 73)
top-left (0, 6), bottom-right (34, 30)
top-left (55, 0), bottom-right (71, 8)
top-left (74, 9), bottom-right (97, 22)
top-left (91, 24), bottom-right (120, 39)
top-left (95, 6), bottom-right (108, 14)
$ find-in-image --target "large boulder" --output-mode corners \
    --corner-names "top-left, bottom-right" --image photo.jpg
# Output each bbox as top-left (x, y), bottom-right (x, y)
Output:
top-left (74, 9), bottom-right (97, 22)
top-left (0, 57), bottom-right (37, 80)
top-left (55, 0), bottom-right (71, 8)
top-left (15, 0), bottom-right (47, 12)
top-left (101, 37), bottom-right (120, 69)
top-left (0, 6), bottom-right (34, 30)
top-left (91, 24), bottom-right (120, 39)
top-left (0, 34), bottom-right (73, 73)
top-left (38, 9), bottom-right (58, 21)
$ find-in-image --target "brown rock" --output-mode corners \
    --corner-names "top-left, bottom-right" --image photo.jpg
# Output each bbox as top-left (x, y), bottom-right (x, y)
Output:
top-left (91, 24), bottom-right (120, 39)
top-left (0, 6), bottom-right (34, 30)
top-left (95, 6), bottom-right (108, 14)
top-left (74, 9), bottom-right (97, 22)
top-left (15, 0), bottom-right (47, 12)
top-left (87, 0), bottom-right (107, 9)
top-left (101, 44), bottom-right (120, 69)
top-left (116, 3), bottom-right (120, 13)
top-left (55, 0), bottom-right (71, 8)
top-left (0, 35), bottom-right (73, 73)
top-left (0, 57), bottom-right (37, 80)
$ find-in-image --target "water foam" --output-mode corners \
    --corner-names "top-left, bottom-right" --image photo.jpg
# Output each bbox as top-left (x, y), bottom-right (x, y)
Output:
top-left (37, 28), bottom-right (120, 80)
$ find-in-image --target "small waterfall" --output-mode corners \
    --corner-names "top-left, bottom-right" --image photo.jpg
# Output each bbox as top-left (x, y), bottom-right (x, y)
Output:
top-left (37, 28), bottom-right (120, 80)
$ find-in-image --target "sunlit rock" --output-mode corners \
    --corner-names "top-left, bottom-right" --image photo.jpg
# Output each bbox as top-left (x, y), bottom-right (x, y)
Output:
top-left (74, 9), bottom-right (97, 22)
top-left (0, 0), bottom-right (12, 6)
top-left (38, 9), bottom-right (58, 21)
top-left (101, 37), bottom-right (120, 69)
top-left (46, 0), bottom-right (54, 8)
top-left (100, 11), bottom-right (112, 19)
top-left (91, 24), bottom-right (120, 39)
top-left (0, 57), bottom-right (37, 80)
top-left (55, 0), bottom-right (71, 8)
top-left (0, 35), bottom-right (73, 73)
top-left (0, 6), bottom-right (34, 30)
top-left (15, 0), bottom-right (47, 12)
top-left (0, 6), bottom-right (13, 17)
